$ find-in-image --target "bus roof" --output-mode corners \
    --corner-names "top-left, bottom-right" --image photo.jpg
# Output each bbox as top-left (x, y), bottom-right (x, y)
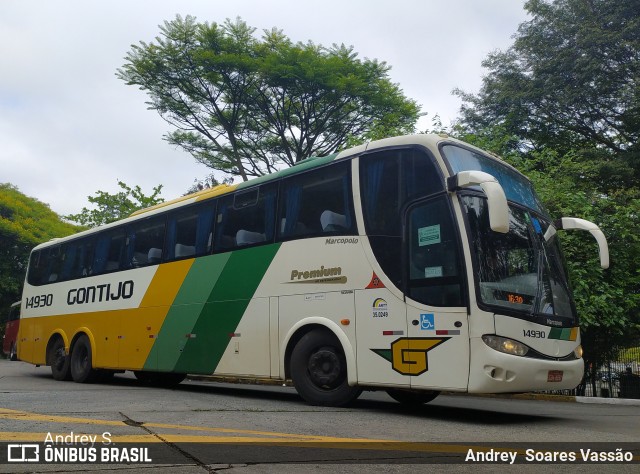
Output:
top-left (32, 134), bottom-right (518, 250)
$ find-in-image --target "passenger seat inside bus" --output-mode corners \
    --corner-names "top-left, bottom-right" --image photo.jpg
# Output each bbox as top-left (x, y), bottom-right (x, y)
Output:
top-left (320, 210), bottom-right (347, 232)
top-left (236, 230), bottom-right (266, 246)
top-left (147, 248), bottom-right (162, 264)
top-left (175, 243), bottom-right (196, 258)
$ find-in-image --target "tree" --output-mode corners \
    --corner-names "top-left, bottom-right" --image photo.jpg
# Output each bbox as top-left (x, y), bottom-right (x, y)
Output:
top-left (65, 181), bottom-right (164, 227)
top-left (452, 124), bottom-right (640, 383)
top-left (455, 0), bottom-right (640, 175)
top-left (117, 16), bottom-right (421, 181)
top-left (0, 184), bottom-right (79, 316)
top-left (452, 0), bottom-right (640, 371)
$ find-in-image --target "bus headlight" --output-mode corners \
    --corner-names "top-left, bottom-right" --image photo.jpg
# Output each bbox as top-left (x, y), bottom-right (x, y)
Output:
top-left (482, 335), bottom-right (529, 357)
top-left (574, 345), bottom-right (583, 359)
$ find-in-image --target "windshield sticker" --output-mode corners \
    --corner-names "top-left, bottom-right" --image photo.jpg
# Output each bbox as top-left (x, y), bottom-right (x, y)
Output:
top-left (418, 225), bottom-right (440, 246)
top-left (425, 266), bottom-right (443, 278)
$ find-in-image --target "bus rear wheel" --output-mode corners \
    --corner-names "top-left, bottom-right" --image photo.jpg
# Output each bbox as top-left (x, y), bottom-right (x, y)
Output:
top-left (47, 337), bottom-right (71, 381)
top-left (70, 335), bottom-right (98, 383)
top-left (290, 329), bottom-right (361, 407)
top-left (386, 389), bottom-right (440, 406)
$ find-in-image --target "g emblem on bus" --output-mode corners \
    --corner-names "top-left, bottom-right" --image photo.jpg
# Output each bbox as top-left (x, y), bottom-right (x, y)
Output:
top-left (372, 337), bottom-right (449, 376)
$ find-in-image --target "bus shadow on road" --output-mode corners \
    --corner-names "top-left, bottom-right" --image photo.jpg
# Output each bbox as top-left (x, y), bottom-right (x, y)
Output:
top-left (26, 369), bottom-right (563, 426)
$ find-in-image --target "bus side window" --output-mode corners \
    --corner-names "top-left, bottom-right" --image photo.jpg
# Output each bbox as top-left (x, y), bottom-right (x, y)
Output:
top-left (277, 161), bottom-right (355, 241)
top-left (214, 185), bottom-right (277, 252)
top-left (406, 196), bottom-right (464, 307)
top-left (46, 246), bottom-right (62, 283)
top-left (57, 238), bottom-right (97, 281)
top-left (166, 202), bottom-right (215, 261)
top-left (59, 243), bottom-right (75, 281)
top-left (76, 238), bottom-right (96, 277)
top-left (28, 249), bottom-right (48, 286)
top-left (359, 148), bottom-right (443, 288)
top-left (93, 229), bottom-right (126, 274)
top-left (126, 217), bottom-right (166, 267)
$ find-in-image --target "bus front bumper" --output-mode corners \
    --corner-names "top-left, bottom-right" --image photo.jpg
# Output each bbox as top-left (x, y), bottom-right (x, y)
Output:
top-left (467, 337), bottom-right (584, 393)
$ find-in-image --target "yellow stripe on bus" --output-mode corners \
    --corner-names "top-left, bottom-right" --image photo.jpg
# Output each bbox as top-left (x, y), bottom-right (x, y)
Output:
top-left (19, 260), bottom-right (194, 370)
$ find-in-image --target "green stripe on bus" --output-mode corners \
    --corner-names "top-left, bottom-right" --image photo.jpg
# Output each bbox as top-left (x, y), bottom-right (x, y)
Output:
top-left (144, 253), bottom-right (231, 371)
top-left (171, 243), bottom-right (280, 374)
top-left (548, 327), bottom-right (571, 340)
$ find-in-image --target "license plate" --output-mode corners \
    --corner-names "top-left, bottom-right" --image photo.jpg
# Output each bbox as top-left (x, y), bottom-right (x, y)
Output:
top-left (547, 370), bottom-right (563, 382)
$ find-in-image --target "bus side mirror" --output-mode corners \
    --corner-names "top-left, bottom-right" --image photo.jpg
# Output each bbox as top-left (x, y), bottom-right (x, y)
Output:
top-left (547, 217), bottom-right (610, 269)
top-left (448, 171), bottom-right (509, 233)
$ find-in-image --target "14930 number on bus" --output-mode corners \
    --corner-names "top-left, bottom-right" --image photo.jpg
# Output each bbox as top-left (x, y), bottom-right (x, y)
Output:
top-left (25, 294), bottom-right (53, 309)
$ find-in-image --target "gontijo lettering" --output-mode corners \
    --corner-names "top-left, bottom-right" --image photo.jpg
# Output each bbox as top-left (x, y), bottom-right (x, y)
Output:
top-left (67, 281), bottom-right (134, 305)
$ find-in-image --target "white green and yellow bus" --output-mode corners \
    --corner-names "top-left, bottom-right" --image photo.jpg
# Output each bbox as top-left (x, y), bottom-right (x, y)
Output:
top-left (17, 134), bottom-right (609, 406)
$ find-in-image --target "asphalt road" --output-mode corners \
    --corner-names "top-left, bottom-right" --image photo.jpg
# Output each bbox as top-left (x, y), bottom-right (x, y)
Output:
top-left (0, 359), bottom-right (638, 473)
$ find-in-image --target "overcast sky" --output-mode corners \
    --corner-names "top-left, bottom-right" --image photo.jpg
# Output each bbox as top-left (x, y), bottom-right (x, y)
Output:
top-left (0, 0), bottom-right (529, 217)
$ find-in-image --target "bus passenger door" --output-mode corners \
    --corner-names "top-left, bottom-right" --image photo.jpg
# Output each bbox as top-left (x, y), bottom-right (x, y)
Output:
top-left (405, 305), bottom-right (469, 390)
top-left (355, 288), bottom-right (409, 388)
top-left (404, 196), bottom-right (470, 391)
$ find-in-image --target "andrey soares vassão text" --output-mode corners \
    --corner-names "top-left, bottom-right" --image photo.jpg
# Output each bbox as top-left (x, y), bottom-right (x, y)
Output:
top-left (465, 448), bottom-right (635, 464)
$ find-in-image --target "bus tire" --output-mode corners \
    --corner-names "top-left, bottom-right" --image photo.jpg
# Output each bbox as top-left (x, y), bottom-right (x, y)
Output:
top-left (290, 329), bottom-right (361, 407)
top-left (9, 343), bottom-right (18, 361)
top-left (47, 337), bottom-right (71, 381)
top-left (386, 389), bottom-right (440, 406)
top-left (70, 335), bottom-right (98, 383)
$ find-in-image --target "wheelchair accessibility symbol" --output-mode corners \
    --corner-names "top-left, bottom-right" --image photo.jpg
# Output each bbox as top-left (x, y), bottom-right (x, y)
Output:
top-left (420, 313), bottom-right (435, 330)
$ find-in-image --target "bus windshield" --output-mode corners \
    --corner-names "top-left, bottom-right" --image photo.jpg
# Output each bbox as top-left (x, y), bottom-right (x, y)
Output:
top-left (461, 195), bottom-right (576, 325)
top-left (443, 144), bottom-right (547, 216)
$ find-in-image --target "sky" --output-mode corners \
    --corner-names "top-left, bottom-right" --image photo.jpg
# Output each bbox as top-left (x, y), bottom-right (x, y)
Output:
top-left (0, 0), bottom-right (529, 217)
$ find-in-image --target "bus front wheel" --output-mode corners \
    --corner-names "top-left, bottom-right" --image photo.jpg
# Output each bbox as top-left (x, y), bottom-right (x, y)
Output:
top-left (290, 329), bottom-right (361, 407)
top-left (47, 337), bottom-right (71, 381)
top-left (70, 335), bottom-right (98, 383)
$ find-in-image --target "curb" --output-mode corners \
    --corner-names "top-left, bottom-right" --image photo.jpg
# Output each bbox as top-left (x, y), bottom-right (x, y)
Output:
top-left (575, 396), bottom-right (640, 406)
top-left (444, 391), bottom-right (640, 405)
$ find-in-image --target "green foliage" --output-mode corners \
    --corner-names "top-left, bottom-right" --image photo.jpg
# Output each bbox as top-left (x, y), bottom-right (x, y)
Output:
top-left (65, 181), bottom-right (164, 228)
top-left (454, 0), bottom-right (640, 369)
top-left (117, 16), bottom-right (421, 181)
top-left (455, 0), bottom-right (640, 168)
top-left (455, 126), bottom-right (640, 368)
top-left (618, 347), bottom-right (640, 362)
top-left (0, 183), bottom-right (79, 315)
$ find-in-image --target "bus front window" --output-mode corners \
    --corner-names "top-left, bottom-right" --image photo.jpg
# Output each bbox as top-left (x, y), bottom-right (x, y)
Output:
top-left (462, 195), bottom-right (576, 325)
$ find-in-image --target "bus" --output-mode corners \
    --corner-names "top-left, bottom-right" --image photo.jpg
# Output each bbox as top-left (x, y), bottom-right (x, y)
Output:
top-left (17, 134), bottom-right (609, 406)
top-left (2, 302), bottom-right (21, 361)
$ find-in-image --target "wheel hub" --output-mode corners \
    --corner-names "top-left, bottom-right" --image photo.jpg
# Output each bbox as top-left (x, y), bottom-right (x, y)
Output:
top-left (308, 347), bottom-right (341, 387)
